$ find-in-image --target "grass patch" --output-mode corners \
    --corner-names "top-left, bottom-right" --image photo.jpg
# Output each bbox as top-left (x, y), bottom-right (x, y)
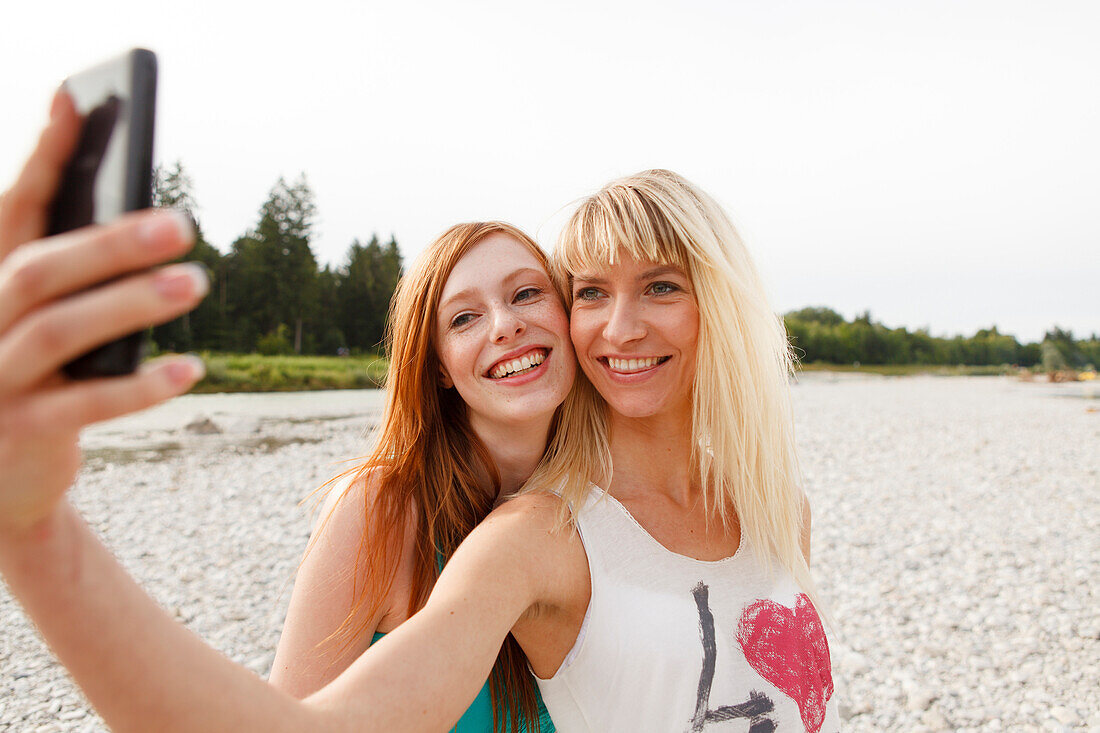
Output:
top-left (184, 353), bottom-right (389, 393)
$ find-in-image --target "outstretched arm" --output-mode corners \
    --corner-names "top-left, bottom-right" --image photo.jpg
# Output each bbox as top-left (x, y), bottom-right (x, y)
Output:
top-left (0, 483), bottom-right (554, 731)
top-left (0, 92), bottom-right (561, 733)
top-left (0, 504), bottom-right (317, 732)
top-left (0, 91), bottom-right (310, 731)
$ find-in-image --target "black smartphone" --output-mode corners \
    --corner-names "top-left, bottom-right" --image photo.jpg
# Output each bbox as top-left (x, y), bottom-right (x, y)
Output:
top-left (48, 48), bottom-right (157, 379)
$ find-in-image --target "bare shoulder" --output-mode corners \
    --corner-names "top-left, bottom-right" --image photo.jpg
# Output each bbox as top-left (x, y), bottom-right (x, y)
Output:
top-left (443, 491), bottom-right (580, 580)
top-left (296, 468), bottom-right (417, 629)
top-left (470, 490), bottom-right (575, 555)
top-left (456, 491), bottom-right (587, 613)
top-left (486, 490), bottom-right (567, 527)
top-left (313, 469), bottom-right (415, 553)
top-left (271, 468), bottom-right (414, 695)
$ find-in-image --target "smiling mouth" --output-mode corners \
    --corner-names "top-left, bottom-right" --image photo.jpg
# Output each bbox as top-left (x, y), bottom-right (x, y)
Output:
top-left (602, 356), bottom-right (671, 374)
top-left (487, 348), bottom-right (549, 379)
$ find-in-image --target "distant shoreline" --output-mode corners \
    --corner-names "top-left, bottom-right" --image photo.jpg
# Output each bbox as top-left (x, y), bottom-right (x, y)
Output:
top-left (181, 354), bottom-right (1029, 394)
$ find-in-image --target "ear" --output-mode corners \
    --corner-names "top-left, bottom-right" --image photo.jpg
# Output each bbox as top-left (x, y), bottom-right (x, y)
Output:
top-left (438, 366), bottom-right (453, 389)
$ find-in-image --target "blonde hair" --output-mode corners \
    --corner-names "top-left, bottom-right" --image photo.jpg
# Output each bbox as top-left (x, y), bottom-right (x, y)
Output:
top-left (528, 169), bottom-right (819, 608)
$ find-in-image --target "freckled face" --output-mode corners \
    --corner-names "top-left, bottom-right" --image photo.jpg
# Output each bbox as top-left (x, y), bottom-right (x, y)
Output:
top-left (569, 254), bottom-right (699, 422)
top-left (435, 233), bottom-right (575, 428)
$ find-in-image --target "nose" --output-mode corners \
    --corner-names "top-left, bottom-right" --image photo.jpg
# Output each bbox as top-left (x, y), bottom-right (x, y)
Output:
top-left (489, 304), bottom-right (525, 343)
top-left (602, 297), bottom-right (646, 347)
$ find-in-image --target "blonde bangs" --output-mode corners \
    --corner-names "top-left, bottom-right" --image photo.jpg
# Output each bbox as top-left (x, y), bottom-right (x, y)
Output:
top-left (556, 180), bottom-right (691, 288)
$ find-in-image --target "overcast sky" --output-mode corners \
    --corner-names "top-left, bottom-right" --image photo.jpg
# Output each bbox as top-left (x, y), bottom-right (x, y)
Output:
top-left (2, 0), bottom-right (1096, 343)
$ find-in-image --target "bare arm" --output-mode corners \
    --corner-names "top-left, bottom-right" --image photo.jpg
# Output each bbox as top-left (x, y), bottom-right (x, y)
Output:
top-left (306, 494), bottom-right (563, 729)
top-left (0, 494), bottom-right (559, 732)
top-left (0, 504), bottom-right (317, 732)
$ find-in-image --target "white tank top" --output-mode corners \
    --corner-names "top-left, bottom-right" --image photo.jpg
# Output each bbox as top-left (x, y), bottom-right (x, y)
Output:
top-left (536, 487), bottom-right (839, 733)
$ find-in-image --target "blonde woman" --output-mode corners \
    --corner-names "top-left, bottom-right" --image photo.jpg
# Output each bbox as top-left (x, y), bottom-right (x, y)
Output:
top-left (526, 169), bottom-right (837, 731)
top-left (0, 93), bottom-right (834, 733)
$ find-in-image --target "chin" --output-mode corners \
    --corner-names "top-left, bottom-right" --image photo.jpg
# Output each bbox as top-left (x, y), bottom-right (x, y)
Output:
top-left (502, 394), bottom-right (566, 424)
top-left (602, 399), bottom-right (659, 420)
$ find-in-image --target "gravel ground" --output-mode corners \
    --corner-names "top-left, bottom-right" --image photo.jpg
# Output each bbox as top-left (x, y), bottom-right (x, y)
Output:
top-left (1, 376), bottom-right (1097, 732)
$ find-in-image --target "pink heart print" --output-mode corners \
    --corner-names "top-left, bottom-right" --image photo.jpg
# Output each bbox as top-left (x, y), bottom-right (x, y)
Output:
top-left (736, 594), bottom-right (833, 732)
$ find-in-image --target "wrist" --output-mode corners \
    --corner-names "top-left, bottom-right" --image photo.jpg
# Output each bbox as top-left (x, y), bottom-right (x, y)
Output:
top-left (0, 501), bottom-right (75, 567)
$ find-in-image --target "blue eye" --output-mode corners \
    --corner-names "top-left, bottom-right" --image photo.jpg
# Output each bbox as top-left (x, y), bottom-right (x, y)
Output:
top-left (649, 282), bottom-right (678, 295)
top-left (574, 287), bottom-right (602, 301)
top-left (515, 287), bottom-right (542, 302)
top-left (450, 313), bottom-right (475, 328)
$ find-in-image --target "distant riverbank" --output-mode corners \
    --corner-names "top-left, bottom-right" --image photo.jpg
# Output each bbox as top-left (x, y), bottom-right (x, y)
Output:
top-left (189, 353), bottom-right (389, 393)
top-left (181, 353), bottom-right (1024, 394)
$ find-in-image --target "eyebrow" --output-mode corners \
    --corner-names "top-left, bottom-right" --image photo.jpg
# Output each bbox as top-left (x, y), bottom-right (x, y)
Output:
top-left (639, 266), bottom-right (682, 280)
top-left (572, 266), bottom-right (683, 285)
top-left (438, 267), bottom-right (549, 311)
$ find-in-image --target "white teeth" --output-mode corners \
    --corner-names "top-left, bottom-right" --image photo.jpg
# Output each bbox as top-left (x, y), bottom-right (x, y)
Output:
top-left (489, 349), bottom-right (547, 379)
top-left (608, 357), bottom-right (663, 373)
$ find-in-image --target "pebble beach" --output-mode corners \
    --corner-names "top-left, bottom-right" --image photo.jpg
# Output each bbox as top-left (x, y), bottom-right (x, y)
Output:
top-left (1, 375), bottom-right (1097, 732)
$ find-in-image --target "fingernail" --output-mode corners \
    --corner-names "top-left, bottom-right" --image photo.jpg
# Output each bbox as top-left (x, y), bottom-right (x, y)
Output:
top-left (153, 263), bottom-right (209, 300)
top-left (50, 87), bottom-right (69, 120)
top-left (139, 210), bottom-right (194, 248)
top-left (165, 354), bottom-right (205, 386)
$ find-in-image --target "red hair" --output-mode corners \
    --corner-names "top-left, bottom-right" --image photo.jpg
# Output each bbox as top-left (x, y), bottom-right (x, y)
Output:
top-left (322, 221), bottom-right (551, 732)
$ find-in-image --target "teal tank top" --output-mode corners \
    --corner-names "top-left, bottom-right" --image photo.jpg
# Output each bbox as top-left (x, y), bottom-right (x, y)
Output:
top-left (368, 555), bottom-right (555, 733)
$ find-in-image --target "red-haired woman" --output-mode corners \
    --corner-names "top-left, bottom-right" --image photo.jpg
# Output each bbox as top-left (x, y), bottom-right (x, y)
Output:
top-left (269, 221), bottom-right (570, 732)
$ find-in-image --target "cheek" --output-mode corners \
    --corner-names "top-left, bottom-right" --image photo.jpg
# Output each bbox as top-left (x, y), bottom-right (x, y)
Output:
top-left (569, 311), bottom-right (594, 357)
top-left (436, 335), bottom-right (475, 382)
top-left (674, 305), bottom-right (701, 370)
top-left (540, 300), bottom-right (572, 342)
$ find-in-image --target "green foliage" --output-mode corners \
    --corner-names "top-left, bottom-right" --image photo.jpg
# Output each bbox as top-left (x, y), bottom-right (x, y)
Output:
top-left (256, 324), bottom-right (295, 356)
top-left (1040, 340), bottom-right (1068, 372)
top-left (191, 353), bottom-right (389, 393)
top-left (1040, 327), bottom-right (1100, 369)
top-left (152, 162), bottom-right (231, 353)
top-left (337, 234), bottom-right (404, 352)
top-left (787, 306), bottom-right (846, 327)
top-left (783, 308), bottom-right (1069, 369)
top-left (226, 176), bottom-right (320, 353)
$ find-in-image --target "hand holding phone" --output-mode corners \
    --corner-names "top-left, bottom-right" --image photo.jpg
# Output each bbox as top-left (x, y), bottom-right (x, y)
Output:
top-left (0, 77), bottom-right (207, 537)
top-left (48, 49), bottom-right (157, 378)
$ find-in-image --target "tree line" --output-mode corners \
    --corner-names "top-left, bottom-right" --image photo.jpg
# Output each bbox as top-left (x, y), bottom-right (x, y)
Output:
top-left (151, 163), bottom-right (401, 355)
top-left (151, 162), bottom-right (1095, 370)
top-left (783, 307), bottom-right (1098, 371)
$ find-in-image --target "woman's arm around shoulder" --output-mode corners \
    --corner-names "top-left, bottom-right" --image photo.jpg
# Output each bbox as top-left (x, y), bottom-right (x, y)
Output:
top-left (269, 470), bottom-right (417, 698)
top-left (306, 490), bottom-right (584, 730)
top-left (0, 485), bottom-right (578, 731)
